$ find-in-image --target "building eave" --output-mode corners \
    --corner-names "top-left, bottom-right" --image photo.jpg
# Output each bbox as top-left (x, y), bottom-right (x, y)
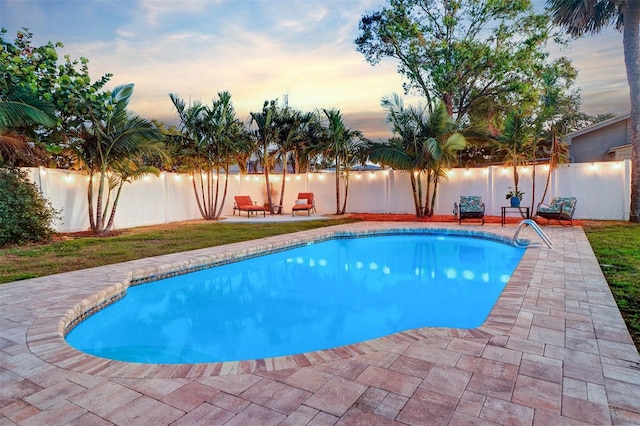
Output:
top-left (565, 113), bottom-right (631, 144)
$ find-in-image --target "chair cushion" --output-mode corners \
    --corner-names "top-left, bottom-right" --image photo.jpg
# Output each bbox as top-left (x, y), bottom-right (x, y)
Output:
top-left (537, 205), bottom-right (561, 214)
top-left (295, 199), bottom-right (307, 205)
top-left (459, 196), bottom-right (483, 213)
top-left (293, 203), bottom-right (312, 209)
top-left (540, 197), bottom-right (576, 215)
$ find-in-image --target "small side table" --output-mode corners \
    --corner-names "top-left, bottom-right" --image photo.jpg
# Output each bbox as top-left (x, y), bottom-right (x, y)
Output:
top-left (501, 206), bottom-right (530, 226)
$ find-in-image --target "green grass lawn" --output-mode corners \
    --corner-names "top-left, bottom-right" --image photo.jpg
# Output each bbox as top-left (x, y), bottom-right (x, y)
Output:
top-left (583, 221), bottom-right (640, 350)
top-left (1, 218), bottom-right (638, 350)
top-left (0, 218), bottom-right (358, 283)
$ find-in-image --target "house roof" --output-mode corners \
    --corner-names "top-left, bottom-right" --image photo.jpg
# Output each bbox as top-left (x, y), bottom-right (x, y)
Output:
top-left (607, 143), bottom-right (632, 154)
top-left (565, 113), bottom-right (630, 145)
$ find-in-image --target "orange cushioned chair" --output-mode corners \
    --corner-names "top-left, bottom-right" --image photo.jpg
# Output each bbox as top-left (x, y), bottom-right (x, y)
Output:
top-left (234, 195), bottom-right (266, 218)
top-left (292, 192), bottom-right (316, 216)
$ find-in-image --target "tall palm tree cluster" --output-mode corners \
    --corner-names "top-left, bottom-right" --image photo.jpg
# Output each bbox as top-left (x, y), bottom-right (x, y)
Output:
top-left (171, 95), bottom-right (369, 216)
top-left (169, 91), bottom-right (250, 220)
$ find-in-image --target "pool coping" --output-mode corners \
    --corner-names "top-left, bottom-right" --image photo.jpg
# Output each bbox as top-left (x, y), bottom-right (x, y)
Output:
top-left (28, 224), bottom-right (534, 378)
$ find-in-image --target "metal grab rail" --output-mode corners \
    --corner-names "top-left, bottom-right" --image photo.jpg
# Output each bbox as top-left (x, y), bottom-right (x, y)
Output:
top-left (513, 219), bottom-right (553, 249)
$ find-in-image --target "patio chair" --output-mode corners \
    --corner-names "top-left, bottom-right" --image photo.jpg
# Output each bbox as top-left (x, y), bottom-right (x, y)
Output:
top-left (233, 195), bottom-right (266, 218)
top-left (453, 196), bottom-right (485, 224)
top-left (536, 197), bottom-right (577, 226)
top-left (292, 192), bottom-right (316, 216)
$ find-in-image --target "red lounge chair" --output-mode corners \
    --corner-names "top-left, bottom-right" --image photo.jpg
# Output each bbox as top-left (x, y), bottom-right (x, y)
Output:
top-left (292, 192), bottom-right (316, 216)
top-left (233, 195), bottom-right (266, 217)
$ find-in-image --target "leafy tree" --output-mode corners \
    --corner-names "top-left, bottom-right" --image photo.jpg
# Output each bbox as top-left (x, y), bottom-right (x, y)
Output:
top-left (546, 0), bottom-right (640, 222)
top-left (355, 0), bottom-right (556, 121)
top-left (0, 168), bottom-right (59, 246)
top-left (170, 91), bottom-right (246, 220)
top-left (71, 84), bottom-right (166, 235)
top-left (0, 28), bottom-right (112, 167)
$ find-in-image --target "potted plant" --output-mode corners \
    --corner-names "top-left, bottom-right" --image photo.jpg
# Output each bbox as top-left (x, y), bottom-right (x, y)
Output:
top-left (506, 187), bottom-right (524, 207)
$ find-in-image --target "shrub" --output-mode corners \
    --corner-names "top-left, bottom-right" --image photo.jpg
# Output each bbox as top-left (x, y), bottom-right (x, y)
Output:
top-left (0, 168), bottom-right (59, 246)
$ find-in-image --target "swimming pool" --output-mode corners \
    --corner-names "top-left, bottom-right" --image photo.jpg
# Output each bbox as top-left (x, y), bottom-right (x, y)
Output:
top-left (66, 233), bottom-right (525, 364)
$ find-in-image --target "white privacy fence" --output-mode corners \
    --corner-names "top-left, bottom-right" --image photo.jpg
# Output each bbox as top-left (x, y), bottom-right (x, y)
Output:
top-left (25, 160), bottom-right (631, 232)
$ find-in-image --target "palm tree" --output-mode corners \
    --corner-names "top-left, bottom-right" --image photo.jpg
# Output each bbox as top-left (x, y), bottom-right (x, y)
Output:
top-left (250, 100), bottom-right (278, 214)
top-left (534, 63), bottom-right (577, 208)
top-left (546, 0), bottom-right (640, 221)
top-left (291, 112), bottom-right (326, 173)
top-left (321, 109), bottom-right (364, 215)
top-left (103, 160), bottom-right (160, 231)
top-left (170, 91), bottom-right (245, 220)
top-left (272, 100), bottom-right (312, 213)
top-left (206, 91), bottom-right (247, 219)
top-left (169, 95), bottom-right (210, 218)
top-left (72, 84), bottom-right (166, 235)
top-left (495, 109), bottom-right (535, 204)
top-left (370, 95), bottom-right (465, 217)
top-left (370, 94), bottom-right (430, 216)
top-left (424, 111), bottom-right (467, 216)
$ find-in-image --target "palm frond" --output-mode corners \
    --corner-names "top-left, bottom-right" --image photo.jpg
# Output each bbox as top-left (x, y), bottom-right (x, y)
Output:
top-left (0, 89), bottom-right (56, 129)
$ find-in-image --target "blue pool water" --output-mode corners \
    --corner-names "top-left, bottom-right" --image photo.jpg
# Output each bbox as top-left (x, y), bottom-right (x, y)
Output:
top-left (66, 234), bottom-right (525, 364)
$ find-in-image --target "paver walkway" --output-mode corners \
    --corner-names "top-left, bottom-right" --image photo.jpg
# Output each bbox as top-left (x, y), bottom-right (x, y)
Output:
top-left (1, 222), bottom-right (639, 425)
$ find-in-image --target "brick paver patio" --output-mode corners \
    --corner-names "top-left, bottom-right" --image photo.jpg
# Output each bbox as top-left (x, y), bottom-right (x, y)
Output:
top-left (1, 222), bottom-right (639, 425)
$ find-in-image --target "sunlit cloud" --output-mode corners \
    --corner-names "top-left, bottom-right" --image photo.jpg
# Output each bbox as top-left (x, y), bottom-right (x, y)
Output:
top-left (1, 0), bottom-right (630, 140)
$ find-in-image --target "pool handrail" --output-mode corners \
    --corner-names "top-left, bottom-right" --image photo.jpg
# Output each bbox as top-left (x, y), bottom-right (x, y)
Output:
top-left (513, 219), bottom-right (553, 249)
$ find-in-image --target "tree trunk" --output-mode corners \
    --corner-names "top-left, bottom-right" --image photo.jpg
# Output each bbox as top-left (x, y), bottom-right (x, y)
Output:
top-left (212, 166), bottom-right (221, 220)
top-left (94, 167), bottom-right (108, 233)
top-left (410, 171), bottom-right (425, 218)
top-left (214, 165), bottom-right (229, 220)
top-left (278, 153), bottom-right (287, 215)
top-left (539, 132), bottom-right (557, 209)
top-left (409, 172), bottom-right (421, 216)
top-left (530, 157), bottom-right (536, 214)
top-left (265, 169), bottom-right (274, 215)
top-left (416, 171), bottom-right (424, 218)
top-left (424, 169), bottom-right (432, 216)
top-left (335, 154), bottom-right (341, 214)
top-left (87, 171), bottom-right (95, 231)
top-left (341, 175), bottom-right (349, 215)
top-left (206, 169), bottom-right (214, 220)
top-left (624, 1), bottom-right (640, 222)
top-left (104, 180), bottom-right (125, 231)
top-left (430, 169), bottom-right (440, 217)
top-left (191, 171), bottom-right (206, 219)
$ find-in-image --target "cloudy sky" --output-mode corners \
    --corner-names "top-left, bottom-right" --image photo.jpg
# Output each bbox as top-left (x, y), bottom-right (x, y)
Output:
top-left (0, 0), bottom-right (630, 140)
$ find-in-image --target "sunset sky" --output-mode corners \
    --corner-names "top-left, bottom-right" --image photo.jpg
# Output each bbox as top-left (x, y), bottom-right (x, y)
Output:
top-left (1, 0), bottom-right (631, 140)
